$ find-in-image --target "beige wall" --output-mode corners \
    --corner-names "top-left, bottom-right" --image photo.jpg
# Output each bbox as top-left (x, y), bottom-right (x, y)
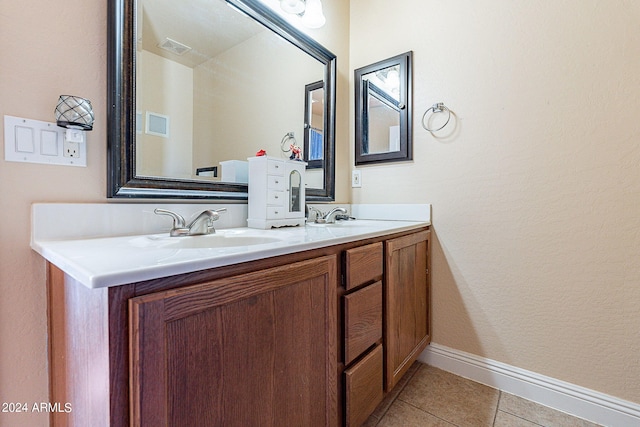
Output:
top-left (7, 0), bottom-right (636, 424)
top-left (137, 50), bottom-right (194, 179)
top-left (1, 1), bottom-right (107, 425)
top-left (351, 0), bottom-right (640, 404)
top-left (0, 0), bottom-right (348, 425)
top-left (194, 30), bottom-right (322, 167)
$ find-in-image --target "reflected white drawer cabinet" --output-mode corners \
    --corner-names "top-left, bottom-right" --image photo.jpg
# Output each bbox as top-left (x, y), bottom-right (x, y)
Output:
top-left (247, 156), bottom-right (306, 229)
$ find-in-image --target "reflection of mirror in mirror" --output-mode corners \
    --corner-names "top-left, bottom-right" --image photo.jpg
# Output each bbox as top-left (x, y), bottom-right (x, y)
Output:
top-left (135, 0), bottom-right (324, 187)
top-left (303, 80), bottom-right (324, 180)
top-left (362, 65), bottom-right (402, 154)
top-left (289, 169), bottom-right (302, 212)
top-left (355, 51), bottom-right (412, 166)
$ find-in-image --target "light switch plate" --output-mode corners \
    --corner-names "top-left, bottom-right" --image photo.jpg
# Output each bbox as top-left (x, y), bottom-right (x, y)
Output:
top-left (352, 170), bottom-right (362, 188)
top-left (4, 115), bottom-right (87, 167)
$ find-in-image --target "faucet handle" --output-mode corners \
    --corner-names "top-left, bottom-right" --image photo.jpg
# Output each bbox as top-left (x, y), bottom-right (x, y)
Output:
top-left (208, 208), bottom-right (227, 223)
top-left (204, 208), bottom-right (226, 221)
top-left (154, 208), bottom-right (186, 228)
top-left (186, 208), bottom-right (226, 236)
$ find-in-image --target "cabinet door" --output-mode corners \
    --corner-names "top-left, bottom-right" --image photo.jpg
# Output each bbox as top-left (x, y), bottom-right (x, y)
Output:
top-left (129, 256), bottom-right (338, 427)
top-left (385, 230), bottom-right (430, 390)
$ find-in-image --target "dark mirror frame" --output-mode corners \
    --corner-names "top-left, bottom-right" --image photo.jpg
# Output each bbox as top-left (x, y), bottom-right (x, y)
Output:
top-left (354, 51), bottom-right (412, 166)
top-left (107, 0), bottom-right (336, 201)
top-left (303, 80), bottom-right (323, 169)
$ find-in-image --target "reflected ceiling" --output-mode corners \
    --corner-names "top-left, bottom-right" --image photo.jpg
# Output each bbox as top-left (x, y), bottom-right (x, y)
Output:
top-left (141, 0), bottom-right (264, 68)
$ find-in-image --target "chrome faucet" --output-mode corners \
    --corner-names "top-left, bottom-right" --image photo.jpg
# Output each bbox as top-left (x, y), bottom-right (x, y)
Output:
top-left (155, 208), bottom-right (226, 237)
top-left (187, 209), bottom-right (227, 235)
top-left (322, 207), bottom-right (348, 223)
top-left (306, 206), bottom-right (353, 224)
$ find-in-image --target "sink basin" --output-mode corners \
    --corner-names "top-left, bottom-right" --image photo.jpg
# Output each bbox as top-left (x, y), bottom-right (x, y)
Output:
top-left (163, 234), bottom-right (284, 249)
top-left (307, 220), bottom-right (365, 228)
top-left (129, 228), bottom-right (291, 250)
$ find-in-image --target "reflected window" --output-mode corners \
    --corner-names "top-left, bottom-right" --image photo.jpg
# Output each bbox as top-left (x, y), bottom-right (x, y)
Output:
top-left (304, 80), bottom-right (324, 169)
top-left (309, 129), bottom-right (323, 160)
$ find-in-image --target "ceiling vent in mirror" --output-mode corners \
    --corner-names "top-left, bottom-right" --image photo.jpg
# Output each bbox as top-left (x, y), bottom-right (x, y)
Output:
top-left (158, 37), bottom-right (192, 56)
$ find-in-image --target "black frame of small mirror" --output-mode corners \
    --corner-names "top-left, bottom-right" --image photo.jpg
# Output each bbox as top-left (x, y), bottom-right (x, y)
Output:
top-left (354, 51), bottom-right (412, 166)
top-left (107, 0), bottom-right (336, 201)
top-left (303, 80), bottom-right (324, 169)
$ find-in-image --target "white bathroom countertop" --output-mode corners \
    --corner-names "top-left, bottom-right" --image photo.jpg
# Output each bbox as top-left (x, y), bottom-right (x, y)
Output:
top-left (32, 218), bottom-right (430, 289)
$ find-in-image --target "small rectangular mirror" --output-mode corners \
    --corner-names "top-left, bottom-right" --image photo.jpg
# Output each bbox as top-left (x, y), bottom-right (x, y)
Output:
top-left (303, 80), bottom-right (324, 170)
top-left (355, 51), bottom-right (412, 165)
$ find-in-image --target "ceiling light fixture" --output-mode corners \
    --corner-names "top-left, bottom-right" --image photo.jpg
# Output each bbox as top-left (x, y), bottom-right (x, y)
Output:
top-left (279, 0), bottom-right (305, 14)
top-left (300, 0), bottom-right (325, 28)
top-left (277, 0), bottom-right (326, 29)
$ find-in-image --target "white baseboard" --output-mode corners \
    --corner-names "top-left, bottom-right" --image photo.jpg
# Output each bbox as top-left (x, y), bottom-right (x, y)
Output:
top-left (419, 343), bottom-right (640, 427)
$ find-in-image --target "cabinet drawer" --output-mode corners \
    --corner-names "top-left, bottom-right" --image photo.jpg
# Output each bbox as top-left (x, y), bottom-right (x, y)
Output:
top-left (344, 242), bottom-right (383, 290)
top-left (267, 159), bottom-right (284, 175)
top-left (344, 281), bottom-right (382, 365)
top-left (267, 190), bottom-right (285, 206)
top-left (266, 206), bottom-right (286, 219)
top-left (267, 175), bottom-right (285, 190)
top-left (344, 344), bottom-right (384, 427)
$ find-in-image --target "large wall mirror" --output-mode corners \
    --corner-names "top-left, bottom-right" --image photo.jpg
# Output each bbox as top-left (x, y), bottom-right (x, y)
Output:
top-left (354, 51), bottom-right (412, 166)
top-left (107, 0), bottom-right (336, 200)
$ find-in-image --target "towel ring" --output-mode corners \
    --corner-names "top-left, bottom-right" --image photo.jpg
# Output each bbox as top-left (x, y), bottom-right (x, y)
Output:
top-left (280, 132), bottom-right (296, 153)
top-left (421, 102), bottom-right (451, 132)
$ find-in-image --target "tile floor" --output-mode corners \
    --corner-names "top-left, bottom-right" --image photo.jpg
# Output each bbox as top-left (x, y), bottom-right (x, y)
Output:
top-left (364, 362), bottom-right (603, 427)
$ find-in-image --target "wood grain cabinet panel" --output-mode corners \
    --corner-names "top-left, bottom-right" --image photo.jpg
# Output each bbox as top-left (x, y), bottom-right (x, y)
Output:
top-left (344, 344), bottom-right (384, 427)
top-left (343, 281), bottom-right (382, 365)
top-left (344, 242), bottom-right (383, 290)
top-left (384, 230), bottom-right (431, 391)
top-left (129, 256), bottom-right (338, 427)
top-left (47, 225), bottom-right (430, 427)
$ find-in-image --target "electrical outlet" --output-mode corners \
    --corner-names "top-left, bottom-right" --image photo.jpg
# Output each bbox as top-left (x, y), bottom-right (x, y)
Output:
top-left (64, 140), bottom-right (80, 158)
top-left (4, 115), bottom-right (86, 166)
top-left (352, 170), bottom-right (362, 188)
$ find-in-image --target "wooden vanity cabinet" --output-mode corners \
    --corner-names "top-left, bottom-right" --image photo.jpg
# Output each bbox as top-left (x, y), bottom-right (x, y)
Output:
top-left (46, 226), bottom-right (429, 427)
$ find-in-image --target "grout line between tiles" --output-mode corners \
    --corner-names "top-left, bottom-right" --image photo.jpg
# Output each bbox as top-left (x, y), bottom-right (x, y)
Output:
top-left (369, 362), bottom-right (424, 425)
top-left (372, 362), bottom-right (603, 427)
top-left (491, 390), bottom-right (501, 426)
top-left (496, 409), bottom-right (546, 427)
top-left (395, 398), bottom-right (461, 427)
